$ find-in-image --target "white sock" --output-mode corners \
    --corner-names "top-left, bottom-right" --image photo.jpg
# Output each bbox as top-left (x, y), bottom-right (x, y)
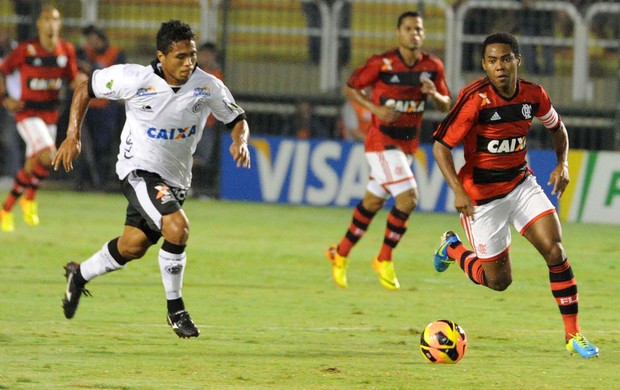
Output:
top-left (158, 248), bottom-right (186, 300)
top-left (80, 242), bottom-right (125, 281)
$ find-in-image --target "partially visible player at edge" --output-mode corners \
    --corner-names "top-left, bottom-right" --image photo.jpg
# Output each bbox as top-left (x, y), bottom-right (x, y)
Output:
top-left (432, 32), bottom-right (598, 358)
top-left (0, 5), bottom-right (86, 232)
top-left (53, 20), bottom-right (251, 338)
top-left (326, 11), bottom-right (451, 290)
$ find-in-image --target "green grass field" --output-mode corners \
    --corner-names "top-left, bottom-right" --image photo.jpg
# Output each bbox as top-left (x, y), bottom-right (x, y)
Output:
top-left (1, 190), bottom-right (618, 389)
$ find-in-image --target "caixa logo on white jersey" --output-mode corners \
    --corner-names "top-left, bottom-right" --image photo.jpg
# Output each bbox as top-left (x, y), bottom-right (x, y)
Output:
top-left (147, 125), bottom-right (197, 140)
top-left (383, 98), bottom-right (425, 113)
top-left (479, 135), bottom-right (527, 154)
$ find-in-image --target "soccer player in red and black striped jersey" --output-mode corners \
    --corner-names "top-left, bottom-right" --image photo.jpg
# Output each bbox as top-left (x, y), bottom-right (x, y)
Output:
top-left (432, 33), bottom-right (598, 358)
top-left (0, 5), bottom-right (86, 232)
top-left (325, 11), bottom-right (451, 290)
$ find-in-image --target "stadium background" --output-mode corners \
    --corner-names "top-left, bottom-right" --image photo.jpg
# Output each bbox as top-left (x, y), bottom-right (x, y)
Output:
top-left (0, 0), bottom-right (618, 222)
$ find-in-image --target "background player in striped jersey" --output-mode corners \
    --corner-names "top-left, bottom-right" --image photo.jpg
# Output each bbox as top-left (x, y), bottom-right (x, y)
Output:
top-left (432, 32), bottom-right (598, 358)
top-left (54, 20), bottom-right (251, 338)
top-left (0, 5), bottom-right (86, 232)
top-left (325, 11), bottom-right (451, 290)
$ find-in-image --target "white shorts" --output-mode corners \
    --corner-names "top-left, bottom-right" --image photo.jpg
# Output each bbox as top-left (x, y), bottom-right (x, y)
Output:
top-left (17, 117), bottom-right (57, 157)
top-left (460, 175), bottom-right (555, 261)
top-left (365, 149), bottom-right (417, 199)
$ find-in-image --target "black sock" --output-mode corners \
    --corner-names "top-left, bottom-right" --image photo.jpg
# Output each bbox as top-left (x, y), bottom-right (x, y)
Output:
top-left (74, 266), bottom-right (87, 286)
top-left (167, 298), bottom-right (185, 314)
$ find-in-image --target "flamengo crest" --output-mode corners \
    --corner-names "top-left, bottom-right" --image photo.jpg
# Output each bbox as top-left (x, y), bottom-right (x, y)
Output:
top-left (522, 104), bottom-right (532, 119)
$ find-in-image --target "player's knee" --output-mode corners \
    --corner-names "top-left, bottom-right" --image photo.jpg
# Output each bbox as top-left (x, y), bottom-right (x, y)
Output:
top-left (544, 243), bottom-right (566, 266)
top-left (394, 189), bottom-right (417, 214)
top-left (162, 213), bottom-right (190, 245)
top-left (120, 245), bottom-right (148, 260)
top-left (36, 148), bottom-right (55, 167)
top-left (117, 239), bottom-right (149, 260)
top-left (487, 276), bottom-right (512, 291)
top-left (362, 197), bottom-right (385, 213)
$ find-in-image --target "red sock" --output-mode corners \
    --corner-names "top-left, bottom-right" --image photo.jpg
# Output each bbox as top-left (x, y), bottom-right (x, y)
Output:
top-left (3, 170), bottom-right (31, 211)
top-left (25, 162), bottom-right (50, 201)
top-left (549, 260), bottom-right (579, 338)
top-left (448, 243), bottom-right (487, 285)
top-left (337, 202), bottom-right (376, 257)
top-left (377, 207), bottom-right (409, 261)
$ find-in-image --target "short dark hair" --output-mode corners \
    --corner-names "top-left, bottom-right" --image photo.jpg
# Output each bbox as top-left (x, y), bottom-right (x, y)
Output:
top-left (156, 20), bottom-right (195, 55)
top-left (397, 11), bottom-right (422, 28)
top-left (482, 33), bottom-right (520, 58)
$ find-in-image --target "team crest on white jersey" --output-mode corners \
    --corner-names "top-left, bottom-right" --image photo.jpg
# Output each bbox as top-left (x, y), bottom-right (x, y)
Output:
top-left (192, 97), bottom-right (207, 113)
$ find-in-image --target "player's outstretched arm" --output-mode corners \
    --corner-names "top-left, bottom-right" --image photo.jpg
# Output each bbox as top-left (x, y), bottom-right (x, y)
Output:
top-left (433, 141), bottom-right (475, 217)
top-left (53, 79), bottom-right (91, 172)
top-left (229, 119), bottom-right (251, 169)
top-left (548, 121), bottom-right (570, 198)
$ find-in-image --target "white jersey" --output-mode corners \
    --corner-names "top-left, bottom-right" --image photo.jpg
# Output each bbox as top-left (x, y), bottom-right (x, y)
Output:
top-left (90, 62), bottom-right (245, 188)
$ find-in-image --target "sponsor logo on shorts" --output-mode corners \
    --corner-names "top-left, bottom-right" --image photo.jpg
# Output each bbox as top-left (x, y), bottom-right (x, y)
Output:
top-left (155, 185), bottom-right (175, 204)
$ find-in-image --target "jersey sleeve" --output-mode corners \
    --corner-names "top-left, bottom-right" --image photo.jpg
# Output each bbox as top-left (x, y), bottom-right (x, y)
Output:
top-left (432, 59), bottom-right (451, 97)
top-left (208, 78), bottom-right (246, 125)
top-left (433, 89), bottom-right (479, 148)
top-left (90, 64), bottom-right (139, 101)
top-left (63, 42), bottom-right (79, 82)
top-left (534, 86), bottom-right (561, 131)
top-left (0, 44), bottom-right (25, 75)
top-left (347, 55), bottom-right (381, 89)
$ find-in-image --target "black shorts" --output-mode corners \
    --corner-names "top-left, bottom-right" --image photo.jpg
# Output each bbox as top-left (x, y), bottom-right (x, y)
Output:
top-left (121, 170), bottom-right (187, 243)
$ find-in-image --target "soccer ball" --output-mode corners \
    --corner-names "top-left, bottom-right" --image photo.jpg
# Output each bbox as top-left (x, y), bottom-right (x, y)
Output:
top-left (419, 320), bottom-right (467, 363)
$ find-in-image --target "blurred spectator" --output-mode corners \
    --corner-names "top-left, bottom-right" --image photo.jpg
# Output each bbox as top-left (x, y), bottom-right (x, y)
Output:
top-left (284, 100), bottom-right (330, 139)
top-left (193, 41), bottom-right (224, 198)
top-left (518, 0), bottom-right (555, 75)
top-left (301, 0), bottom-right (351, 67)
top-left (75, 24), bottom-right (126, 190)
top-left (13, 0), bottom-right (41, 41)
top-left (338, 98), bottom-right (370, 141)
top-left (453, 0), bottom-right (494, 72)
top-left (0, 30), bottom-right (22, 182)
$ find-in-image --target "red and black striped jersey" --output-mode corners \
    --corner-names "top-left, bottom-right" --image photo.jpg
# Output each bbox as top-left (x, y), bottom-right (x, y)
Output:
top-left (0, 39), bottom-right (79, 124)
top-left (433, 77), bottom-right (561, 204)
top-left (348, 49), bottom-right (450, 154)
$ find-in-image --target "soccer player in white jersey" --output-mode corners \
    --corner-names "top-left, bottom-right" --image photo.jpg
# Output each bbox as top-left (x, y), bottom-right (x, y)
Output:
top-left (53, 20), bottom-right (251, 338)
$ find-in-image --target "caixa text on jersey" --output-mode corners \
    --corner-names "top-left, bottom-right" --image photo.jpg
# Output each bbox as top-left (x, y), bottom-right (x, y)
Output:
top-left (146, 125), bottom-right (197, 140)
